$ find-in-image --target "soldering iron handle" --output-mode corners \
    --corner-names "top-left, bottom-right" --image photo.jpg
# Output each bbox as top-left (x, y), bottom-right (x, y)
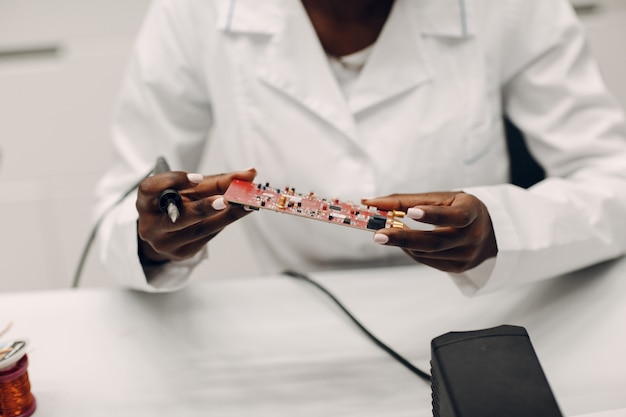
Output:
top-left (153, 156), bottom-right (183, 218)
top-left (158, 190), bottom-right (182, 213)
top-left (154, 156), bottom-right (170, 174)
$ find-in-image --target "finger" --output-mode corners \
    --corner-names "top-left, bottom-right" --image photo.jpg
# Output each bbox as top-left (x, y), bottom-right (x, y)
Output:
top-left (157, 194), bottom-right (250, 232)
top-left (365, 192), bottom-right (479, 228)
top-left (361, 192), bottom-right (457, 211)
top-left (407, 204), bottom-right (477, 228)
top-left (185, 168), bottom-right (257, 198)
top-left (140, 171), bottom-right (204, 196)
top-left (155, 204), bottom-right (252, 256)
top-left (186, 200), bottom-right (253, 233)
top-left (141, 200), bottom-right (252, 259)
top-left (372, 228), bottom-right (463, 253)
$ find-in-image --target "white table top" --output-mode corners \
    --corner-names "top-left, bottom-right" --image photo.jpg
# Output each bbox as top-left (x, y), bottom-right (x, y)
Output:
top-left (576, 410), bottom-right (626, 417)
top-left (2, 256), bottom-right (626, 417)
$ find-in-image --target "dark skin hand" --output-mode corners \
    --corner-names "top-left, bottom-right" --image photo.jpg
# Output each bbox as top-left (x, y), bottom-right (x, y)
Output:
top-left (361, 192), bottom-right (498, 274)
top-left (137, 168), bottom-right (257, 265)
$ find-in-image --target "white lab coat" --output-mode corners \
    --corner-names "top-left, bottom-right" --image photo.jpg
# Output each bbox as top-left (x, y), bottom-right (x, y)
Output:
top-left (95, 0), bottom-right (626, 294)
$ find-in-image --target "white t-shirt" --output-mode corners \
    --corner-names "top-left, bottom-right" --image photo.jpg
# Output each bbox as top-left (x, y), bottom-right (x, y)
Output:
top-left (327, 46), bottom-right (373, 99)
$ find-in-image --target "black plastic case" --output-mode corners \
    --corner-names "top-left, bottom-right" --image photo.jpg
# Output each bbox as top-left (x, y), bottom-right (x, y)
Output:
top-left (431, 324), bottom-right (563, 417)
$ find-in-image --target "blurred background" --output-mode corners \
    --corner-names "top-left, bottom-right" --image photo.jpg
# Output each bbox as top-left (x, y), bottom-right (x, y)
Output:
top-left (0, 0), bottom-right (625, 292)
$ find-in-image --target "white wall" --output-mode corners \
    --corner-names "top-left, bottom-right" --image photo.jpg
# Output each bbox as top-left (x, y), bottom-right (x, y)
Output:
top-left (0, 0), bottom-right (260, 292)
top-left (1, 0), bottom-right (625, 292)
top-left (0, 0), bottom-right (148, 291)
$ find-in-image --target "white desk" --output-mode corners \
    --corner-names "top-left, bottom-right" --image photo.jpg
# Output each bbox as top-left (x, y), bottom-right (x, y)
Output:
top-left (577, 410), bottom-right (626, 417)
top-left (2, 257), bottom-right (626, 416)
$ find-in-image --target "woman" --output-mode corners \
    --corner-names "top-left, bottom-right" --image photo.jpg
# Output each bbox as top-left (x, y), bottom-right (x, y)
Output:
top-left (95, 0), bottom-right (626, 294)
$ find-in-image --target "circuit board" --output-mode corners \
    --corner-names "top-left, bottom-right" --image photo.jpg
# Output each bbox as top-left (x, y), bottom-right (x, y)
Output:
top-left (223, 179), bottom-right (405, 232)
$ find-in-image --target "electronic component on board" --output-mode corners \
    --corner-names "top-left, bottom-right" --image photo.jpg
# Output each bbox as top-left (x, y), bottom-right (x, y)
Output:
top-left (224, 179), bottom-right (406, 232)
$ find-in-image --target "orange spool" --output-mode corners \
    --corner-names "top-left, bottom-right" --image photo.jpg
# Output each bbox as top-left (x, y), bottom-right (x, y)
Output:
top-left (0, 340), bottom-right (36, 417)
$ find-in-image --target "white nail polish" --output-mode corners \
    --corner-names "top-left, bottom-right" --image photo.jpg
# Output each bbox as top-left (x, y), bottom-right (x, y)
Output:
top-left (407, 207), bottom-right (425, 220)
top-left (212, 197), bottom-right (227, 210)
top-left (373, 234), bottom-right (389, 244)
top-left (187, 173), bottom-right (204, 184)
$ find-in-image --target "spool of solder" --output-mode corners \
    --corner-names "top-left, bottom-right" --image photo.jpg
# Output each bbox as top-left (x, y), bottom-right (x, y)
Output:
top-left (0, 339), bottom-right (36, 417)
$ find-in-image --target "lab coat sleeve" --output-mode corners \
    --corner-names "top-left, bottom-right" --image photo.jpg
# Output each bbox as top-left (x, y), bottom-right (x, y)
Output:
top-left (451, 0), bottom-right (626, 295)
top-left (94, 0), bottom-right (214, 292)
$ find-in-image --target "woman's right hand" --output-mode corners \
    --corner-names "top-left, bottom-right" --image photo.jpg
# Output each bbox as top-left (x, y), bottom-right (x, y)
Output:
top-left (136, 168), bottom-right (257, 265)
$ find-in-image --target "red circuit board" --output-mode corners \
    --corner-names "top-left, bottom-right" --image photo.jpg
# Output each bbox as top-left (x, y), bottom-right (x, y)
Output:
top-left (223, 179), bottom-right (405, 232)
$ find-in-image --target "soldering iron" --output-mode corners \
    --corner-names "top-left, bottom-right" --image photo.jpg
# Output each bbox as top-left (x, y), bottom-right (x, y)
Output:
top-left (153, 156), bottom-right (182, 223)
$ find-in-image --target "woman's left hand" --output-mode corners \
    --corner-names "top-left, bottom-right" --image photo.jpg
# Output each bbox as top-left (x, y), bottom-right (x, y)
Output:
top-left (361, 192), bottom-right (498, 273)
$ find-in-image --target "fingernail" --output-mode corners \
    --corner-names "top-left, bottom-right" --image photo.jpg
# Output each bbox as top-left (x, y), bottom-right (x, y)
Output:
top-left (373, 234), bottom-right (389, 244)
top-left (187, 173), bottom-right (204, 184)
top-left (212, 197), bottom-right (227, 210)
top-left (407, 207), bottom-right (425, 220)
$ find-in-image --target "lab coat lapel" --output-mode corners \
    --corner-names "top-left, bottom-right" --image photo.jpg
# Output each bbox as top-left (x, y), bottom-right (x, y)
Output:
top-left (214, 0), bottom-right (475, 138)
top-left (414, 0), bottom-right (476, 38)
top-left (349, 0), bottom-right (475, 115)
top-left (214, 0), bottom-right (283, 34)
top-left (216, 0), bottom-right (357, 141)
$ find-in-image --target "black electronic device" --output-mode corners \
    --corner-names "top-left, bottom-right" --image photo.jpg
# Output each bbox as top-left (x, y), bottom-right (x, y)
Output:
top-left (430, 324), bottom-right (563, 417)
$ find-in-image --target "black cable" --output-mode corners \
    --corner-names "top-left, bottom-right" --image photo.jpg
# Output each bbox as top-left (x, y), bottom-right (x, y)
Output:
top-left (283, 270), bottom-right (431, 383)
top-left (72, 167), bottom-right (430, 383)
top-left (71, 168), bottom-right (153, 289)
